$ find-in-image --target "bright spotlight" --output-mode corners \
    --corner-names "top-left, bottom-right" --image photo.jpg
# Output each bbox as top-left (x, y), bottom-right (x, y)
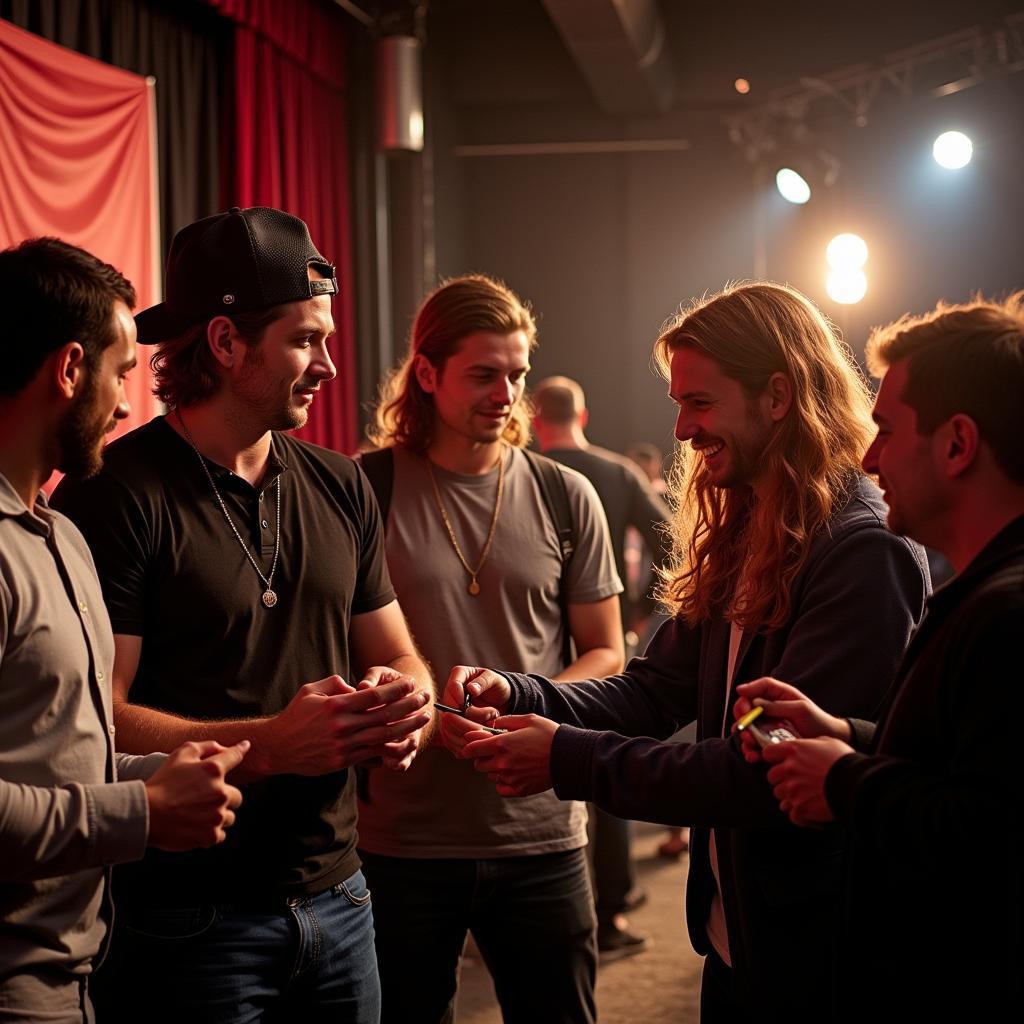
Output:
top-left (933, 131), bottom-right (972, 170)
top-left (776, 168), bottom-right (811, 204)
top-left (826, 233), bottom-right (868, 271)
top-left (826, 269), bottom-right (867, 305)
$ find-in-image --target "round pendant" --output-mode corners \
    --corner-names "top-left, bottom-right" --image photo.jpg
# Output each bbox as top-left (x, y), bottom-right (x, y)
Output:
top-left (467, 580), bottom-right (480, 596)
top-left (262, 589), bottom-right (278, 608)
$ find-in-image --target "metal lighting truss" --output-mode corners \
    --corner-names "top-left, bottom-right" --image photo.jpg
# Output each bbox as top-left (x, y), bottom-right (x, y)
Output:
top-left (726, 11), bottom-right (1024, 166)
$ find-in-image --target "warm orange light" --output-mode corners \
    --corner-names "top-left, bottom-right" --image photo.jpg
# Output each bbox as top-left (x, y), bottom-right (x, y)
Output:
top-left (734, 78), bottom-right (750, 95)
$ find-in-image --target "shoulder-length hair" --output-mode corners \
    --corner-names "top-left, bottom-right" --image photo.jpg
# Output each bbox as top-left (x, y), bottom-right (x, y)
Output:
top-left (368, 274), bottom-right (538, 452)
top-left (654, 281), bottom-right (875, 632)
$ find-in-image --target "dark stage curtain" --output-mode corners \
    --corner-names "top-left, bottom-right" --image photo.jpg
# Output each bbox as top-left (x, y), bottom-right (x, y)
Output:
top-left (0, 0), bottom-right (227, 254)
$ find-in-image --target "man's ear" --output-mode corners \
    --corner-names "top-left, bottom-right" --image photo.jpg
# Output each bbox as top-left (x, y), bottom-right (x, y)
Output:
top-left (765, 371), bottom-right (793, 422)
top-left (939, 414), bottom-right (981, 479)
top-left (207, 316), bottom-right (240, 369)
top-left (53, 342), bottom-right (87, 400)
top-left (414, 354), bottom-right (438, 394)
top-left (579, 408), bottom-right (589, 430)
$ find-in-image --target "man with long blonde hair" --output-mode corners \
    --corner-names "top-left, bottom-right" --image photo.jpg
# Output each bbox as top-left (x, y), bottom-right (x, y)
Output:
top-left (358, 274), bottom-right (623, 1023)
top-left (443, 281), bottom-right (930, 1021)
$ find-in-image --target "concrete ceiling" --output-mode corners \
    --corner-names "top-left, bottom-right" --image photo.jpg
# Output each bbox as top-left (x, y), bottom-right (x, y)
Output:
top-left (429, 0), bottom-right (1024, 111)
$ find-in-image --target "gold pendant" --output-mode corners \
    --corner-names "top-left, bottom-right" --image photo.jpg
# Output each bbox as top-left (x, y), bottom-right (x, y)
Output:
top-left (262, 589), bottom-right (278, 608)
top-left (468, 579), bottom-right (480, 596)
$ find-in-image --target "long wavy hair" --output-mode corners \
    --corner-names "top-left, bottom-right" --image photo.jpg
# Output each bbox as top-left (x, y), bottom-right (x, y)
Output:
top-left (654, 281), bottom-right (875, 631)
top-left (369, 274), bottom-right (538, 452)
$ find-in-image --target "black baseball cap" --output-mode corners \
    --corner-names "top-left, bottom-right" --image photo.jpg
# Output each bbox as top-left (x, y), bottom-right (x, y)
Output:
top-left (135, 206), bottom-right (337, 345)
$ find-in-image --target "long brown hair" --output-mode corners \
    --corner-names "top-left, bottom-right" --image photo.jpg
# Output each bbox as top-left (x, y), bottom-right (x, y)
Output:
top-left (368, 274), bottom-right (538, 452)
top-left (655, 282), bottom-right (875, 631)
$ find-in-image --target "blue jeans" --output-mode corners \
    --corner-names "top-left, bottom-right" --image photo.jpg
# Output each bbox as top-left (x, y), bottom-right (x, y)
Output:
top-left (359, 848), bottom-right (596, 1024)
top-left (91, 870), bottom-right (379, 1024)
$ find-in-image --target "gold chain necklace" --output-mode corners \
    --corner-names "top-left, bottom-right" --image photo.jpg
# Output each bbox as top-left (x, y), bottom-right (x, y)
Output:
top-left (425, 449), bottom-right (506, 596)
top-left (177, 410), bottom-right (282, 609)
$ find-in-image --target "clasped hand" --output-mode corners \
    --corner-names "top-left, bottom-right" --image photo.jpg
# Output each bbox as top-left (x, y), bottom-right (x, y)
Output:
top-left (262, 668), bottom-right (432, 776)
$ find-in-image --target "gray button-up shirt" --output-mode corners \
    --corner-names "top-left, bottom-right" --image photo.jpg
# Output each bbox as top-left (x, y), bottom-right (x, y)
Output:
top-left (1, 473), bottom-right (161, 981)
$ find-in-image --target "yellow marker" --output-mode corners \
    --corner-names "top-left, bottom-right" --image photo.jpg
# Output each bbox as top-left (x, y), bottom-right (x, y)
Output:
top-left (736, 705), bottom-right (765, 732)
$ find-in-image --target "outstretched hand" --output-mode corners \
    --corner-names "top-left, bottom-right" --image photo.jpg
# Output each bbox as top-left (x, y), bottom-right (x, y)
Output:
top-left (459, 714), bottom-right (559, 797)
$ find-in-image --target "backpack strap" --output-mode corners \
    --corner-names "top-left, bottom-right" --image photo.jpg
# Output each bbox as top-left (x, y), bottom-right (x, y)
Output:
top-left (522, 449), bottom-right (577, 668)
top-left (359, 447), bottom-right (395, 523)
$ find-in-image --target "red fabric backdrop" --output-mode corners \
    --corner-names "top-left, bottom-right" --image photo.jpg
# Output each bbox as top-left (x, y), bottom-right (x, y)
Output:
top-left (209, 0), bottom-right (358, 454)
top-left (0, 18), bottom-right (161, 441)
top-left (1, 3), bottom-right (357, 455)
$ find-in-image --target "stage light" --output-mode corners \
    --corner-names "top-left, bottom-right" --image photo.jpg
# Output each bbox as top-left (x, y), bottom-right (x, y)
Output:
top-left (776, 168), bottom-right (811, 204)
top-left (734, 78), bottom-right (750, 95)
top-left (932, 131), bottom-right (972, 170)
top-left (826, 269), bottom-right (867, 304)
top-left (826, 233), bottom-right (868, 271)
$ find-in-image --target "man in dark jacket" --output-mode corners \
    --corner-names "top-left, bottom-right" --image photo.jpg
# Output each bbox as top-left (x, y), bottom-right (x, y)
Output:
top-left (734, 293), bottom-right (1024, 1022)
top-left (441, 282), bottom-right (930, 1022)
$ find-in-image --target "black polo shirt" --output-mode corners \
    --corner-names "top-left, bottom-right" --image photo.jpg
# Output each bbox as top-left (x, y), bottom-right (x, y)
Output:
top-left (52, 416), bottom-right (395, 901)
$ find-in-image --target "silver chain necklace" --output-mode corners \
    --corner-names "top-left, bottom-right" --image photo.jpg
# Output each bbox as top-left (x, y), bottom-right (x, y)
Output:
top-left (177, 410), bottom-right (282, 608)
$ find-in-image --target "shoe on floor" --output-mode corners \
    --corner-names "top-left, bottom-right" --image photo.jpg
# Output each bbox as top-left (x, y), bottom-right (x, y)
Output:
top-left (598, 917), bottom-right (650, 963)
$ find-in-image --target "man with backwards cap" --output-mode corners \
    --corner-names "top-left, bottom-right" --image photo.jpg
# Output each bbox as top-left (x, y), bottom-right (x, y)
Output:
top-left (53, 207), bottom-right (433, 1022)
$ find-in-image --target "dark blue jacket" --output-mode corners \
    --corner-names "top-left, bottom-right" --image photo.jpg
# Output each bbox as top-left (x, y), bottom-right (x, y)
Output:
top-left (502, 475), bottom-right (929, 1020)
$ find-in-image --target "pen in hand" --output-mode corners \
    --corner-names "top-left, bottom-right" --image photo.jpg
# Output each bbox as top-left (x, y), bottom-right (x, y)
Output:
top-left (434, 702), bottom-right (506, 735)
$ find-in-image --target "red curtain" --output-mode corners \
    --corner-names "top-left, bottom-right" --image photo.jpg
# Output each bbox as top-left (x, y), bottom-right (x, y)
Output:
top-left (209, 0), bottom-right (358, 454)
top-left (0, 17), bottom-right (161, 439)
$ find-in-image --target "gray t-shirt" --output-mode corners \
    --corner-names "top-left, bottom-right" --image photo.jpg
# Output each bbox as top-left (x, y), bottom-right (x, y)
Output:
top-left (356, 446), bottom-right (622, 857)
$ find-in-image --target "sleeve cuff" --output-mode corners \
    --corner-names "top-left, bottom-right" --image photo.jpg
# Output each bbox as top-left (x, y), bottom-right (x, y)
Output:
top-left (846, 718), bottom-right (877, 751)
top-left (86, 779), bottom-right (150, 866)
top-left (499, 671), bottom-right (545, 714)
top-left (550, 724), bottom-right (598, 801)
top-left (824, 750), bottom-right (871, 823)
top-left (567, 581), bottom-right (624, 604)
top-left (115, 751), bottom-right (168, 782)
